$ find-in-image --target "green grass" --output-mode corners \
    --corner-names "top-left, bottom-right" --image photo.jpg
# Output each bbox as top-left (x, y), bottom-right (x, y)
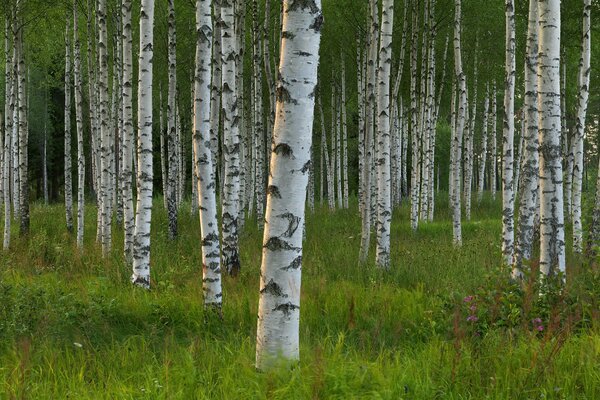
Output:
top-left (0, 195), bottom-right (598, 399)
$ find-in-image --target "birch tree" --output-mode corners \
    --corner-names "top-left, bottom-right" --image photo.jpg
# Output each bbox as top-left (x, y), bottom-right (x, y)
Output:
top-left (220, 0), bottom-right (242, 277)
top-left (502, 0), bottom-right (516, 266)
top-left (451, 0), bottom-right (466, 246)
top-left (65, 15), bottom-right (74, 233)
top-left (166, 0), bottom-right (178, 240)
top-left (3, 18), bottom-right (12, 250)
top-left (73, 1), bottom-right (85, 249)
top-left (98, 0), bottom-right (111, 254)
top-left (255, 0), bottom-right (322, 371)
top-left (194, 0), bottom-right (222, 309)
top-left (572, 0), bottom-right (591, 255)
top-left (122, 0), bottom-right (135, 261)
top-left (514, 0), bottom-right (539, 277)
top-left (375, 0), bottom-right (394, 269)
top-left (16, 6), bottom-right (28, 236)
top-left (538, 0), bottom-right (566, 276)
top-left (131, 0), bottom-right (155, 288)
top-left (477, 83), bottom-right (489, 201)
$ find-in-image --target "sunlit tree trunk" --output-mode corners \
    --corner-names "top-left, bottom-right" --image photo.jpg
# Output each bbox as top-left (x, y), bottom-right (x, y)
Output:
top-left (16, 6), bottom-right (28, 236)
top-left (477, 83), bottom-right (489, 202)
top-left (318, 98), bottom-right (334, 210)
top-left (538, 0), bottom-right (566, 276)
top-left (3, 18), bottom-right (12, 250)
top-left (514, 0), bottom-right (539, 277)
top-left (452, 0), bottom-right (466, 246)
top-left (194, 0), bottom-right (222, 309)
top-left (220, 0), bottom-right (242, 277)
top-left (255, 0), bottom-right (322, 371)
top-left (464, 44), bottom-right (477, 221)
top-left (73, 1), bottom-right (85, 249)
top-left (131, 0), bottom-right (154, 288)
top-left (571, 0), bottom-right (591, 255)
top-left (121, 0), bottom-right (135, 261)
top-left (98, 0), bottom-right (111, 254)
top-left (502, 0), bottom-right (516, 266)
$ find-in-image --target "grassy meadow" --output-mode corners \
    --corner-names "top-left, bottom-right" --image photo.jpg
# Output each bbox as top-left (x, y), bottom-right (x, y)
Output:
top-left (0, 195), bottom-right (598, 399)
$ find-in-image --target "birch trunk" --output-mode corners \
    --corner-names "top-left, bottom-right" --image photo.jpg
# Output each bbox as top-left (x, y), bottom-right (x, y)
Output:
top-left (502, 0), bottom-right (516, 266)
top-left (572, 0), bottom-right (591, 255)
top-left (73, 1), bottom-right (85, 249)
top-left (252, 0), bottom-right (264, 225)
top-left (514, 0), bottom-right (539, 276)
top-left (159, 86), bottom-right (166, 208)
top-left (194, 0), bottom-right (222, 309)
top-left (65, 16), bottom-right (74, 233)
top-left (167, 0), bottom-right (178, 240)
top-left (409, 0), bottom-right (420, 231)
top-left (491, 82), bottom-right (498, 199)
top-left (477, 84), bottom-right (489, 201)
top-left (131, 0), bottom-right (154, 288)
top-left (341, 61), bottom-right (349, 209)
top-left (122, 0), bottom-right (134, 262)
top-left (16, 10), bottom-right (28, 236)
top-left (375, 0), bottom-right (394, 269)
top-left (538, 0), bottom-right (566, 276)
top-left (255, 0), bottom-right (322, 370)
top-left (452, 0), bottom-right (466, 246)
top-left (3, 18), bottom-right (11, 250)
top-left (98, 0), bottom-right (111, 254)
top-left (220, 0), bottom-right (242, 277)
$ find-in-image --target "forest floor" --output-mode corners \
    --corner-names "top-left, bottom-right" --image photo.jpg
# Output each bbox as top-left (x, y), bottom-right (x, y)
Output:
top-left (0, 195), bottom-right (598, 399)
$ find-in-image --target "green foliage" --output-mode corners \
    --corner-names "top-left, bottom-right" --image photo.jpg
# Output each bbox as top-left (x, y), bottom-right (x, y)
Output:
top-left (0, 199), bottom-right (598, 398)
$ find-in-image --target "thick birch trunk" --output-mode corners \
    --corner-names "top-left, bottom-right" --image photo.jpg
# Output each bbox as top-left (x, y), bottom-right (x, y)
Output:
top-left (538, 0), bottom-right (566, 276)
top-left (194, 0), bottom-right (222, 309)
top-left (502, 0), bottom-right (516, 266)
top-left (255, 0), bottom-right (322, 370)
top-left (375, 0), bottom-right (394, 269)
top-left (98, 0), bottom-right (111, 254)
top-left (131, 0), bottom-right (154, 288)
top-left (220, 0), bottom-right (242, 277)
top-left (16, 11), bottom-right (28, 236)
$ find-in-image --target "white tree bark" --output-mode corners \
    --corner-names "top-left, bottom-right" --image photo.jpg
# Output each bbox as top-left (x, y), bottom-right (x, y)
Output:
top-left (131, 0), bottom-right (154, 288)
top-left (490, 82), bottom-right (498, 199)
top-left (220, 0), bottom-right (242, 277)
top-left (452, 0), bottom-right (466, 246)
top-left (375, 0), bottom-right (394, 269)
top-left (194, 0), bottom-right (222, 309)
top-left (65, 15), bottom-right (74, 233)
top-left (166, 0), bottom-right (178, 240)
top-left (409, 1), bottom-right (420, 231)
top-left (73, 1), bottom-right (85, 249)
top-left (16, 8), bottom-right (28, 236)
top-left (3, 18), bottom-right (12, 250)
top-left (477, 83), bottom-right (489, 201)
top-left (502, 0), bottom-right (516, 266)
top-left (514, 0), bottom-right (539, 277)
top-left (538, 0), bottom-right (566, 276)
top-left (255, 0), bottom-right (322, 370)
top-left (572, 0), bottom-right (591, 255)
top-left (98, 0), bottom-right (111, 254)
top-left (341, 60), bottom-right (349, 209)
top-left (122, 0), bottom-right (135, 262)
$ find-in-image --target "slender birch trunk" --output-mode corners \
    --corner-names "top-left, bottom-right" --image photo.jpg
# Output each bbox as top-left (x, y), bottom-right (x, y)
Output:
top-left (490, 82), bottom-right (498, 199)
top-left (122, 0), bottom-right (134, 262)
top-left (220, 0), bottom-right (242, 277)
top-left (477, 84), bottom-right (489, 201)
top-left (502, 0), bottom-right (516, 266)
top-left (538, 0), bottom-right (566, 276)
top-left (159, 86), bottom-right (167, 208)
top-left (375, 0), bottom-right (394, 269)
top-left (3, 18), bottom-right (11, 250)
top-left (73, 1), bottom-right (85, 249)
top-left (318, 97), bottom-right (334, 210)
top-left (16, 8), bottom-right (28, 236)
top-left (210, 13), bottom-right (222, 194)
top-left (360, 0), bottom-right (378, 262)
top-left (65, 15), bottom-right (74, 233)
top-left (464, 45), bottom-right (477, 221)
top-left (166, 0), bottom-right (178, 240)
top-left (255, 0), bottom-right (322, 370)
top-left (98, 0), bottom-right (111, 254)
top-left (409, 0), bottom-right (420, 231)
top-left (572, 0), bottom-right (591, 255)
top-left (452, 0), bottom-right (466, 246)
top-left (131, 0), bottom-right (154, 288)
top-left (341, 60), bottom-right (349, 209)
top-left (194, 0), bottom-right (222, 309)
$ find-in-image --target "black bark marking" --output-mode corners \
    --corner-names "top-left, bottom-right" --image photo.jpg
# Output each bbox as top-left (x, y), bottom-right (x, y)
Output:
top-left (264, 237), bottom-right (301, 252)
top-left (278, 212), bottom-right (301, 238)
top-left (273, 302), bottom-right (299, 316)
top-left (273, 143), bottom-right (294, 158)
top-left (260, 279), bottom-right (288, 298)
top-left (267, 185), bottom-right (282, 198)
top-left (281, 256), bottom-right (302, 271)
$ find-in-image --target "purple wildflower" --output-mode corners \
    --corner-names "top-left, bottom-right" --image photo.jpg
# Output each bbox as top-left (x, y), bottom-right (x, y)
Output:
top-left (467, 315), bottom-right (478, 322)
top-left (463, 296), bottom-right (474, 303)
top-left (536, 325), bottom-right (544, 332)
top-left (469, 305), bottom-right (477, 312)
